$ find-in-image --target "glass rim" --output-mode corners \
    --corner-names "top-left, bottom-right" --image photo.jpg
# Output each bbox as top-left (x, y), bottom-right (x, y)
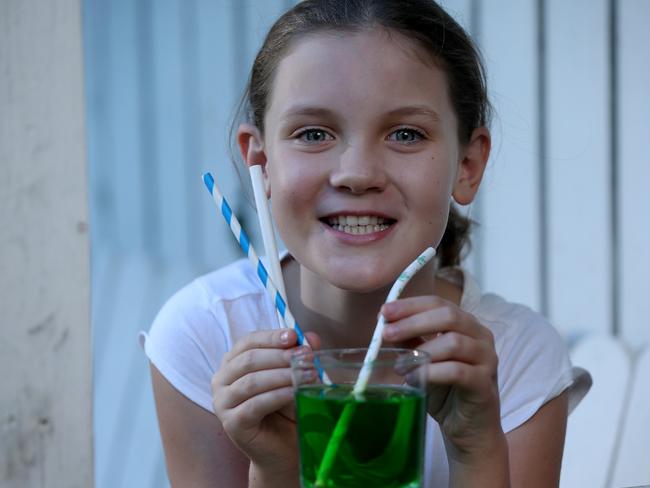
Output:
top-left (295, 347), bottom-right (431, 368)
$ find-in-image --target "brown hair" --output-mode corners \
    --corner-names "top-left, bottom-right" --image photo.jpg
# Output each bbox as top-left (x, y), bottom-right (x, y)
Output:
top-left (234, 0), bottom-right (491, 267)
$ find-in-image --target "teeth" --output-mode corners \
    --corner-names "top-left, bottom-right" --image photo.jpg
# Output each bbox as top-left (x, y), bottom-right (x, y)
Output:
top-left (334, 223), bottom-right (390, 235)
top-left (328, 215), bottom-right (389, 225)
top-left (326, 215), bottom-right (392, 235)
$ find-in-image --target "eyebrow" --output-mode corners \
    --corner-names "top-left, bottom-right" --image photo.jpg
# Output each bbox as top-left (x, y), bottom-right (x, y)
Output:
top-left (281, 105), bottom-right (336, 120)
top-left (385, 105), bottom-right (441, 123)
top-left (281, 104), bottom-right (441, 123)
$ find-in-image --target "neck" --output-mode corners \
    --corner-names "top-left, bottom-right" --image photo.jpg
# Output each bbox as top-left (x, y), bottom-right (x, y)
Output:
top-left (283, 256), bottom-right (452, 349)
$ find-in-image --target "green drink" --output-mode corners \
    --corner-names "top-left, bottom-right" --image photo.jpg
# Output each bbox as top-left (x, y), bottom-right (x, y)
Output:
top-left (291, 349), bottom-right (429, 488)
top-left (296, 384), bottom-right (426, 487)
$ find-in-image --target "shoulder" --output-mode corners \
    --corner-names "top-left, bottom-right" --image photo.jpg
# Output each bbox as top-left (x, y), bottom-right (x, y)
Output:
top-left (445, 267), bottom-right (565, 357)
top-left (154, 258), bottom-right (268, 329)
top-left (194, 257), bottom-right (268, 302)
top-left (141, 258), bottom-right (277, 411)
top-left (446, 267), bottom-right (574, 431)
top-left (147, 259), bottom-right (266, 341)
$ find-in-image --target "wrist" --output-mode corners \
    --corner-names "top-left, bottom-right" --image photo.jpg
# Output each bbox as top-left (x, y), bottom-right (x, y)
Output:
top-left (248, 462), bottom-right (300, 488)
top-left (446, 429), bottom-right (510, 488)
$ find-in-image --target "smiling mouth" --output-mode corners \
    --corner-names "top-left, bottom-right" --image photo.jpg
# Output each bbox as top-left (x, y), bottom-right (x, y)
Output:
top-left (323, 215), bottom-right (396, 235)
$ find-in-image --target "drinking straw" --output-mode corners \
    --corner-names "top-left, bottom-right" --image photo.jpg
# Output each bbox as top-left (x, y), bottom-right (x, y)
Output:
top-left (202, 172), bottom-right (311, 349)
top-left (315, 246), bottom-right (436, 486)
top-left (203, 172), bottom-right (331, 385)
top-left (249, 164), bottom-right (287, 328)
top-left (353, 246), bottom-right (436, 396)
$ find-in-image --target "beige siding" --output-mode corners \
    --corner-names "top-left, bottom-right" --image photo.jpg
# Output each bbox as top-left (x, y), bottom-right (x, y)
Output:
top-left (0, 0), bottom-right (92, 487)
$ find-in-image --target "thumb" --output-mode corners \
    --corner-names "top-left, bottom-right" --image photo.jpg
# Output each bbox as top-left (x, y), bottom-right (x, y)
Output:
top-left (303, 331), bottom-right (322, 351)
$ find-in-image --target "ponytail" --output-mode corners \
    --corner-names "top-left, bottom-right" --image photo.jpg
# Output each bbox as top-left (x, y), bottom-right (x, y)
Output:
top-left (438, 206), bottom-right (472, 268)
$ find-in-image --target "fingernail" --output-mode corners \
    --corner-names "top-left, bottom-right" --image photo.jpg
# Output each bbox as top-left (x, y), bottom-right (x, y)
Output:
top-left (280, 330), bottom-right (289, 344)
top-left (384, 325), bottom-right (398, 339)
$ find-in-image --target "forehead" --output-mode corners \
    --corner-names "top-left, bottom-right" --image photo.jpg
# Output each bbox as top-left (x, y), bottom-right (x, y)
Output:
top-left (265, 28), bottom-right (454, 122)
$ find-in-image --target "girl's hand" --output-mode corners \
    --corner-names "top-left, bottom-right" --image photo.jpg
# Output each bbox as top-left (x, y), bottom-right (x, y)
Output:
top-left (381, 296), bottom-right (505, 463)
top-left (211, 328), bottom-right (321, 481)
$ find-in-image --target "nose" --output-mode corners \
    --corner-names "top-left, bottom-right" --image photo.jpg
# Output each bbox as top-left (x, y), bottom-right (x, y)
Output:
top-left (329, 143), bottom-right (387, 194)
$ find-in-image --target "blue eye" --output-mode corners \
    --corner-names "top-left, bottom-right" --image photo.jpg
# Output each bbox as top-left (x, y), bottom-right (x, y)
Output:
top-left (296, 129), bottom-right (333, 143)
top-left (389, 128), bottom-right (425, 144)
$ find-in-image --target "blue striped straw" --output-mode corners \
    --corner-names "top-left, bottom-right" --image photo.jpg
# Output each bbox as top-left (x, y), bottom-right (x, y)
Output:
top-left (203, 173), bottom-right (332, 384)
top-left (202, 172), bottom-right (309, 344)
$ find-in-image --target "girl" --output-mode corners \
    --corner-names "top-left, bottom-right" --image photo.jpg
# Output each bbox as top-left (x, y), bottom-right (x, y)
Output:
top-left (143, 0), bottom-right (587, 486)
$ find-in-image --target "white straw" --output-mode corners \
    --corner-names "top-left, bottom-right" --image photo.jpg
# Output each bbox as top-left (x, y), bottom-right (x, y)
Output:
top-left (352, 247), bottom-right (436, 396)
top-left (314, 246), bottom-right (437, 484)
top-left (249, 165), bottom-right (287, 327)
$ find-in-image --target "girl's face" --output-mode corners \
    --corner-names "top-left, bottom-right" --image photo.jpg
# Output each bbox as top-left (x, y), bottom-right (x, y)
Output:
top-left (255, 29), bottom-right (485, 292)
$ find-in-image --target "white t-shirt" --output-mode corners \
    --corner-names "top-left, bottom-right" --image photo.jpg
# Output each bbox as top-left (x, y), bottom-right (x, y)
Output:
top-left (141, 257), bottom-right (589, 487)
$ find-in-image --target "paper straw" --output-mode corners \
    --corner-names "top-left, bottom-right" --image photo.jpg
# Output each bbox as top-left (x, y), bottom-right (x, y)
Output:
top-left (249, 164), bottom-right (287, 328)
top-left (202, 172), bottom-right (310, 346)
top-left (353, 246), bottom-right (436, 396)
top-left (315, 246), bottom-right (436, 486)
top-left (203, 172), bottom-right (331, 385)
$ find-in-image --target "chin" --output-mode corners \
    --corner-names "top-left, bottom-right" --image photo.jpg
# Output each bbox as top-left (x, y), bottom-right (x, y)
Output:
top-left (325, 268), bottom-right (396, 294)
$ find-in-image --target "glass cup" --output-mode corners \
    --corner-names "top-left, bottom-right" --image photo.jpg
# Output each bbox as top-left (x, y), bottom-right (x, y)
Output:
top-left (291, 348), bottom-right (430, 488)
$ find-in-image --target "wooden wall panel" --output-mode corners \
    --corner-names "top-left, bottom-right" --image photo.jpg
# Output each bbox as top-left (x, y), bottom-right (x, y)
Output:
top-left (153, 0), bottom-right (194, 262)
top-left (619, 0), bottom-right (650, 347)
top-left (85, 0), bottom-right (115, 253)
top-left (546, 0), bottom-right (611, 335)
top-left (111, 0), bottom-right (147, 255)
top-left (480, 0), bottom-right (541, 311)
top-left (196, 0), bottom-right (242, 268)
top-left (94, 255), bottom-right (149, 487)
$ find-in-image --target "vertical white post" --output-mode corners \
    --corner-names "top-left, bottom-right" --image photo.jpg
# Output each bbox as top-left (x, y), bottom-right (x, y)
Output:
top-left (0, 0), bottom-right (93, 486)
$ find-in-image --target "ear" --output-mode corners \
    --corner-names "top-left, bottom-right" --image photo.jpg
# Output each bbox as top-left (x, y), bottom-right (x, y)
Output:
top-left (452, 127), bottom-right (491, 205)
top-left (237, 123), bottom-right (270, 195)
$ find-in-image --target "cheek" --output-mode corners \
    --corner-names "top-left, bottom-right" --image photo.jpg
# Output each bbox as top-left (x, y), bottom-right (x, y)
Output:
top-left (405, 166), bottom-right (454, 234)
top-left (409, 166), bottom-right (454, 208)
top-left (267, 156), bottom-right (323, 222)
top-left (423, 190), bottom-right (452, 230)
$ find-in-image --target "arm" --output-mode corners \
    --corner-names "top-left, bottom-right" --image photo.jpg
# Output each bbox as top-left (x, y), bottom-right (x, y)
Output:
top-left (506, 391), bottom-right (569, 487)
top-left (445, 391), bottom-right (569, 488)
top-left (381, 296), bottom-right (570, 488)
top-left (150, 363), bottom-right (250, 487)
top-left (151, 328), bottom-right (319, 488)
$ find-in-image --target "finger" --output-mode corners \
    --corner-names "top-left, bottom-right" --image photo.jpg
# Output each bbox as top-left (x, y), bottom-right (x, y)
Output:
top-left (383, 306), bottom-right (481, 342)
top-left (426, 384), bottom-right (452, 416)
top-left (219, 346), bottom-right (308, 386)
top-left (225, 328), bottom-right (298, 361)
top-left (414, 332), bottom-right (494, 366)
top-left (225, 367), bottom-right (316, 409)
top-left (229, 386), bottom-right (295, 431)
top-left (381, 295), bottom-right (449, 321)
top-left (415, 361), bottom-right (493, 392)
top-left (278, 402), bottom-right (297, 424)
